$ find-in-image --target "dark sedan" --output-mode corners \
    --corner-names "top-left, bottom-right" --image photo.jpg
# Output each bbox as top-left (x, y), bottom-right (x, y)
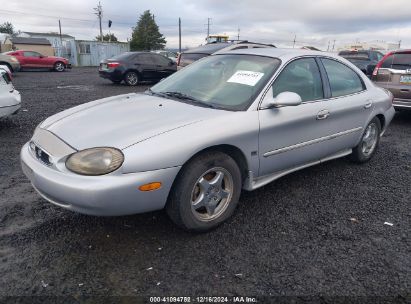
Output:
top-left (99, 52), bottom-right (177, 86)
top-left (338, 50), bottom-right (384, 77)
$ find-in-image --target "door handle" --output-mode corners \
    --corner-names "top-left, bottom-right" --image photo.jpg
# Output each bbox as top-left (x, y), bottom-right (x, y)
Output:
top-left (364, 101), bottom-right (373, 109)
top-left (317, 110), bottom-right (330, 120)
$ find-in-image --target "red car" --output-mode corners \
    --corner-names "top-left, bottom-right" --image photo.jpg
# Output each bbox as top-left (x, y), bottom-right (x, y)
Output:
top-left (5, 50), bottom-right (71, 72)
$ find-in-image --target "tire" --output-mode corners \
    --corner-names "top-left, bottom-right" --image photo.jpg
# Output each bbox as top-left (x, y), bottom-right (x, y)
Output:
top-left (54, 62), bottom-right (65, 72)
top-left (351, 117), bottom-right (381, 163)
top-left (166, 152), bottom-right (242, 232)
top-left (124, 71), bottom-right (139, 86)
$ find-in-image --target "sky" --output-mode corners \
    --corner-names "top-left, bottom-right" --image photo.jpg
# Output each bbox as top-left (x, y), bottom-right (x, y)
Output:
top-left (1, 0), bottom-right (411, 50)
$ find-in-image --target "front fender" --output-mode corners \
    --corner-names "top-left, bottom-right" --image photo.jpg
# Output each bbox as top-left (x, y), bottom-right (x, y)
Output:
top-left (121, 111), bottom-right (260, 175)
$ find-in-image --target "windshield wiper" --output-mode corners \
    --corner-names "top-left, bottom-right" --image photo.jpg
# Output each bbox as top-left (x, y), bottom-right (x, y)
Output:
top-left (162, 91), bottom-right (199, 101)
top-left (162, 91), bottom-right (219, 109)
top-left (146, 88), bottom-right (170, 98)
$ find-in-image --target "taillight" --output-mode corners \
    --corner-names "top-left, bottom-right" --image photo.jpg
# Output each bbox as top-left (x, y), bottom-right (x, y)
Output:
top-left (176, 54), bottom-right (181, 66)
top-left (107, 62), bottom-right (120, 69)
top-left (373, 52), bottom-right (393, 76)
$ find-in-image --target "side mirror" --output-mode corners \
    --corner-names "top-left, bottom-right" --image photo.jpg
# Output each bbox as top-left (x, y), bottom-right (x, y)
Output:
top-left (272, 92), bottom-right (302, 107)
top-left (262, 91), bottom-right (302, 109)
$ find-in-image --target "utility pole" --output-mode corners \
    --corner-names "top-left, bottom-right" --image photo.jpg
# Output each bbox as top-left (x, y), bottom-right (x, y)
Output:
top-left (293, 34), bottom-right (296, 48)
top-left (94, 2), bottom-right (103, 42)
top-left (237, 27), bottom-right (240, 41)
top-left (58, 20), bottom-right (62, 45)
top-left (178, 17), bottom-right (182, 53)
top-left (332, 39), bottom-right (336, 51)
top-left (327, 40), bottom-right (330, 51)
top-left (206, 18), bottom-right (212, 43)
top-left (399, 40), bottom-right (402, 49)
top-left (58, 20), bottom-right (63, 57)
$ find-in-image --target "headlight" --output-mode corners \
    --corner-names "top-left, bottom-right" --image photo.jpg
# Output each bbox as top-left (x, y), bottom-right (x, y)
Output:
top-left (66, 147), bottom-right (124, 176)
top-left (10, 56), bottom-right (18, 62)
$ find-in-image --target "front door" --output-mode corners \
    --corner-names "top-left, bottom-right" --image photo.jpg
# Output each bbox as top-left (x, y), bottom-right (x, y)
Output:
top-left (258, 57), bottom-right (372, 177)
top-left (24, 51), bottom-right (46, 68)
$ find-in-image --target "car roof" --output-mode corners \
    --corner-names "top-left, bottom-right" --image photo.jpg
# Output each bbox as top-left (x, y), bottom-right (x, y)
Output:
top-left (215, 47), bottom-right (335, 61)
top-left (184, 43), bottom-right (233, 54)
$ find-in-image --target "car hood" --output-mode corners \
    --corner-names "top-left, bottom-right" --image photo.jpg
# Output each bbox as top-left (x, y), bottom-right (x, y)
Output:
top-left (40, 93), bottom-right (228, 151)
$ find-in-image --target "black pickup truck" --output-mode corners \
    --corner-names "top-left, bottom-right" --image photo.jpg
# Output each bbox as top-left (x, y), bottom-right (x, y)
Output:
top-left (338, 50), bottom-right (385, 77)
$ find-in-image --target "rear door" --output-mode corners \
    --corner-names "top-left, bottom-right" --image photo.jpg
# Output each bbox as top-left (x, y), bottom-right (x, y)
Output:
top-left (374, 52), bottom-right (411, 102)
top-left (318, 57), bottom-right (372, 151)
top-left (151, 54), bottom-right (175, 79)
top-left (135, 53), bottom-right (157, 79)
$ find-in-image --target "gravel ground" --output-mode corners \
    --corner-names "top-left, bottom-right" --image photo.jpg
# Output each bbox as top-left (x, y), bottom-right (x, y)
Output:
top-left (0, 68), bottom-right (410, 302)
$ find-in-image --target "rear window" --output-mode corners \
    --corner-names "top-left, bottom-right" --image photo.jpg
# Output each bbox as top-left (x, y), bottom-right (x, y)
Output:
top-left (180, 53), bottom-right (208, 65)
top-left (339, 51), bottom-right (370, 60)
top-left (381, 53), bottom-right (411, 70)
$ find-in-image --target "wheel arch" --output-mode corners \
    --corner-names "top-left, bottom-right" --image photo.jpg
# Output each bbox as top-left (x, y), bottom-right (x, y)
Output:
top-left (0, 62), bottom-right (13, 72)
top-left (375, 113), bottom-right (385, 130)
top-left (124, 69), bottom-right (142, 80)
top-left (180, 144), bottom-right (249, 185)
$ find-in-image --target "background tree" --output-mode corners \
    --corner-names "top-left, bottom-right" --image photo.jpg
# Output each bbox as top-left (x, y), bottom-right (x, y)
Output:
top-left (0, 22), bottom-right (15, 35)
top-left (95, 33), bottom-right (118, 42)
top-left (130, 10), bottom-right (166, 51)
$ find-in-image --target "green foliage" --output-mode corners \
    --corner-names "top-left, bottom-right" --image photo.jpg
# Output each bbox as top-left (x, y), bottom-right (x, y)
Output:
top-left (130, 10), bottom-right (166, 51)
top-left (95, 33), bottom-right (118, 42)
top-left (0, 22), bottom-right (14, 35)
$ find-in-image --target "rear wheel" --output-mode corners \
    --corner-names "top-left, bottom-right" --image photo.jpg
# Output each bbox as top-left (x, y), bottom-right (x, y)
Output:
top-left (166, 152), bottom-right (242, 232)
top-left (124, 71), bottom-right (139, 86)
top-left (54, 62), bottom-right (65, 72)
top-left (351, 117), bottom-right (381, 163)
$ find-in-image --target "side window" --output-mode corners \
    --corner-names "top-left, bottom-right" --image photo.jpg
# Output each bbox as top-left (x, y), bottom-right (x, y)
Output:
top-left (24, 51), bottom-right (40, 57)
top-left (272, 58), bottom-right (324, 102)
top-left (375, 52), bottom-right (384, 62)
top-left (321, 58), bottom-right (365, 97)
top-left (138, 54), bottom-right (155, 64)
top-left (152, 54), bottom-right (171, 66)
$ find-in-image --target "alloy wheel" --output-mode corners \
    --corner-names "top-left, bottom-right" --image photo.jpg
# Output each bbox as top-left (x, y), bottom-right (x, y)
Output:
top-left (190, 167), bottom-right (234, 222)
top-left (361, 123), bottom-right (378, 156)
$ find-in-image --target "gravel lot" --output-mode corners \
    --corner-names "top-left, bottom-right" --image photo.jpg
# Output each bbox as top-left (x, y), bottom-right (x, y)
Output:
top-left (0, 68), bottom-right (410, 301)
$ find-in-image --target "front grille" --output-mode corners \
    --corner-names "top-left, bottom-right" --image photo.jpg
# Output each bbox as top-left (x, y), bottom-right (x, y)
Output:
top-left (30, 142), bottom-right (52, 166)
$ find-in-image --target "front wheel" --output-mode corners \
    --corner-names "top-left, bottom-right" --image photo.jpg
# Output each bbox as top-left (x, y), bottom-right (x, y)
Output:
top-left (54, 62), bottom-right (65, 72)
top-left (166, 152), bottom-right (242, 232)
top-left (351, 117), bottom-right (381, 163)
top-left (124, 71), bottom-right (139, 86)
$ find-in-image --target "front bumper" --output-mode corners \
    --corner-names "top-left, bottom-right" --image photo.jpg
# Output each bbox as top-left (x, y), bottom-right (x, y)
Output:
top-left (21, 142), bottom-right (181, 216)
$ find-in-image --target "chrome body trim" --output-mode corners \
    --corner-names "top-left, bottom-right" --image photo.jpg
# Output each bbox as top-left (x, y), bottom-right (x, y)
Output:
top-left (244, 149), bottom-right (352, 191)
top-left (263, 127), bottom-right (362, 158)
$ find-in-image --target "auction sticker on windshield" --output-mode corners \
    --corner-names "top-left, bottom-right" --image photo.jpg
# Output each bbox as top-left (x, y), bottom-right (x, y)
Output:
top-left (227, 70), bottom-right (264, 86)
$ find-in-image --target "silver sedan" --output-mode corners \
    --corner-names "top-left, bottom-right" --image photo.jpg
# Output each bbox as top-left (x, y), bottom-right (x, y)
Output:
top-left (21, 48), bottom-right (395, 231)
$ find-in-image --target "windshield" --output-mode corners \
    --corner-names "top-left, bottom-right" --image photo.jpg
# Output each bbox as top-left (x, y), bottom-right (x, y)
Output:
top-left (150, 54), bottom-right (280, 111)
